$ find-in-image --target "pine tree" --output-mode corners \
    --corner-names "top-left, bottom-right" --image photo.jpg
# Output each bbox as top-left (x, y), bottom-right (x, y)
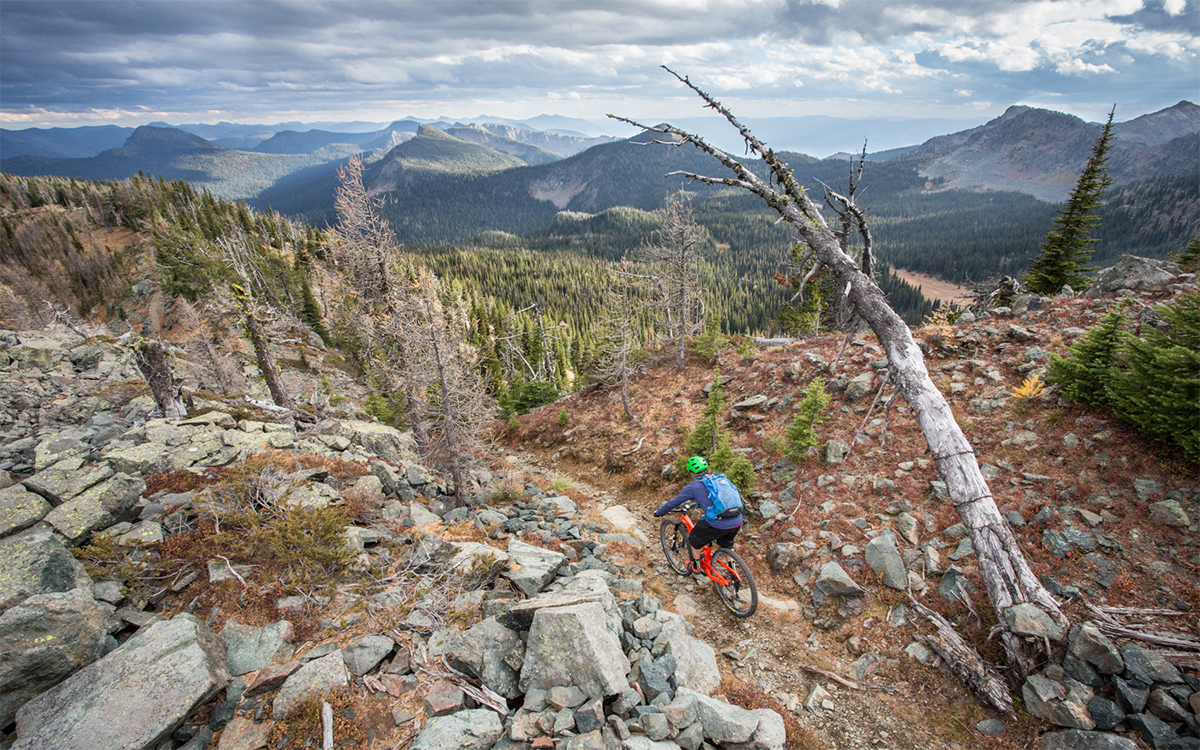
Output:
top-left (1105, 293), bottom-right (1200, 463)
top-left (723, 453), bottom-right (756, 493)
top-left (1045, 305), bottom-right (1128, 405)
top-left (1024, 108), bottom-right (1117, 295)
top-left (785, 377), bottom-right (831, 461)
top-left (1172, 236), bottom-right (1200, 273)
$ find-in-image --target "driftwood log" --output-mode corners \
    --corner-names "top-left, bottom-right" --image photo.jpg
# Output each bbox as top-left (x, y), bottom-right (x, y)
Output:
top-left (612, 67), bottom-right (1066, 679)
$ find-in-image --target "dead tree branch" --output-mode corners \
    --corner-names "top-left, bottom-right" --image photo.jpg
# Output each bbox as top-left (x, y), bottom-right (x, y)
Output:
top-left (909, 594), bottom-right (1013, 713)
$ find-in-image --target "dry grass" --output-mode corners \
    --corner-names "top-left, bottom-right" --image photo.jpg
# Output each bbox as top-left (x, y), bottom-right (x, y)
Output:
top-left (296, 453), bottom-right (371, 479)
top-left (143, 469), bottom-right (218, 496)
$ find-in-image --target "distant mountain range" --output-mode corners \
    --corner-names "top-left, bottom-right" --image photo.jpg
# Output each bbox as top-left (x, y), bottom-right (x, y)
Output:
top-left (0, 126), bottom-right (363, 199)
top-left (912, 101), bottom-right (1199, 201)
top-left (0, 101), bottom-right (1195, 283)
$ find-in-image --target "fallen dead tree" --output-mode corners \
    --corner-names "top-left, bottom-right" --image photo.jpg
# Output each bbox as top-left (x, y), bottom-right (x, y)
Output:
top-left (612, 67), bottom-right (1066, 688)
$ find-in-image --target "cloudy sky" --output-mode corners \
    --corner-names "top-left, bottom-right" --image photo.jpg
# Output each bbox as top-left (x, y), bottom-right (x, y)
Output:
top-left (2, 0), bottom-right (1196, 137)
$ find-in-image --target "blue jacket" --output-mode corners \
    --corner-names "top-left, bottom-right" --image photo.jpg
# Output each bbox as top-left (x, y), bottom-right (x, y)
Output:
top-left (654, 476), bottom-right (743, 530)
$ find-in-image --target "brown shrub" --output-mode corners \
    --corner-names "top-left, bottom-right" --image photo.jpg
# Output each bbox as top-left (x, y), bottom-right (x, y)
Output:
top-left (296, 453), bottom-right (370, 479)
top-left (143, 470), bottom-right (217, 496)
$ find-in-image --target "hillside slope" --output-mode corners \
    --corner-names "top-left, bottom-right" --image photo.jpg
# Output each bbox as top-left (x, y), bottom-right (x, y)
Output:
top-left (0, 126), bottom-right (361, 200)
top-left (912, 101), bottom-right (1198, 201)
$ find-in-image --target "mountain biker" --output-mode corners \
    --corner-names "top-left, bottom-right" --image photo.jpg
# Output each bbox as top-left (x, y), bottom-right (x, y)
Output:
top-left (652, 455), bottom-right (743, 573)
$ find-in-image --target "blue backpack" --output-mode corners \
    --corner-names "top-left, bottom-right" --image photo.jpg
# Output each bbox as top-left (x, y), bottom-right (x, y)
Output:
top-left (700, 473), bottom-right (744, 521)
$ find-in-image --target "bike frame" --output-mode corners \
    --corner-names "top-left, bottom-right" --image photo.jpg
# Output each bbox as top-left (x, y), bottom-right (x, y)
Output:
top-left (676, 508), bottom-right (740, 587)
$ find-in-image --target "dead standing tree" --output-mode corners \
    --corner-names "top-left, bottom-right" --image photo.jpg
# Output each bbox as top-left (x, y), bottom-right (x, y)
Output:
top-left (218, 236), bottom-right (302, 416)
top-left (395, 269), bottom-right (492, 507)
top-left (595, 273), bottom-right (644, 421)
top-left (640, 197), bottom-right (706, 368)
top-left (328, 156), bottom-right (430, 453)
top-left (613, 68), bottom-right (1066, 702)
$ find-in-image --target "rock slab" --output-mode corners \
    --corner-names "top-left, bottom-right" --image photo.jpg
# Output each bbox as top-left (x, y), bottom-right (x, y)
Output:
top-left (13, 613), bottom-right (230, 750)
top-left (519, 601), bottom-right (630, 698)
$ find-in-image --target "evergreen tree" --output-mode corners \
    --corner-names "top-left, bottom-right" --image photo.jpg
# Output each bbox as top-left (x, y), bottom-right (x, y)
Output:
top-left (677, 372), bottom-right (733, 473)
top-left (1172, 236), bottom-right (1200, 273)
top-left (785, 377), bottom-right (831, 460)
top-left (1045, 305), bottom-right (1128, 405)
top-left (723, 453), bottom-right (756, 494)
top-left (1024, 108), bottom-right (1117, 294)
top-left (1105, 293), bottom-right (1200, 463)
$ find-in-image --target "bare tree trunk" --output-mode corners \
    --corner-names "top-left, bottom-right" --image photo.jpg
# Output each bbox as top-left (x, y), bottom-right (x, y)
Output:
top-left (132, 339), bottom-right (187, 419)
top-left (614, 68), bottom-right (1066, 678)
top-left (429, 329), bottom-right (467, 506)
top-left (237, 291), bottom-right (296, 412)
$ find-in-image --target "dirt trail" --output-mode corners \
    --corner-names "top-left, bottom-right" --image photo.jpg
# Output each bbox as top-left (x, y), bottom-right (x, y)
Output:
top-left (509, 448), bottom-right (1005, 750)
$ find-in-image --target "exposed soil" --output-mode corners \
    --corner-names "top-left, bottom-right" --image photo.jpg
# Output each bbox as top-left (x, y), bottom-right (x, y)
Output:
top-left (500, 292), bottom-right (1199, 750)
top-left (892, 268), bottom-right (972, 307)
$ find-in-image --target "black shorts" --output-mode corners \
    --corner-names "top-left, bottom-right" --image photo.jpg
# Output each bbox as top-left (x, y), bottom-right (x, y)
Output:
top-left (687, 519), bottom-right (740, 551)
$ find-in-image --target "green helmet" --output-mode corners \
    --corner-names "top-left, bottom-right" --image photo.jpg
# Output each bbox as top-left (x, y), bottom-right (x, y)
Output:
top-left (685, 455), bottom-right (709, 474)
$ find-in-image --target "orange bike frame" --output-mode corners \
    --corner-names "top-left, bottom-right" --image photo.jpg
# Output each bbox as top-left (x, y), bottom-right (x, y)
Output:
top-left (677, 509), bottom-right (738, 587)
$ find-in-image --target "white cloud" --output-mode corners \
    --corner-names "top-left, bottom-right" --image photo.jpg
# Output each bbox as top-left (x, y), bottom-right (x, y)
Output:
top-left (0, 0), bottom-right (1194, 128)
top-left (1055, 58), bottom-right (1117, 75)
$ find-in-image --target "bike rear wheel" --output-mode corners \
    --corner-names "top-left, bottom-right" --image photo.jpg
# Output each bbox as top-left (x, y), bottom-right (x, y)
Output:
top-left (659, 518), bottom-right (691, 575)
top-left (710, 548), bottom-right (758, 617)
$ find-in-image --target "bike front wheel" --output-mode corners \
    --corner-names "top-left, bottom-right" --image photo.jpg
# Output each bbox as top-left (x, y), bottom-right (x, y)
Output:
top-left (710, 548), bottom-right (758, 617)
top-left (659, 518), bottom-right (691, 575)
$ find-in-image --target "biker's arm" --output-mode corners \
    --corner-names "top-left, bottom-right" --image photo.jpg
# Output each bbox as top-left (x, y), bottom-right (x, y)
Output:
top-left (653, 490), bottom-right (689, 517)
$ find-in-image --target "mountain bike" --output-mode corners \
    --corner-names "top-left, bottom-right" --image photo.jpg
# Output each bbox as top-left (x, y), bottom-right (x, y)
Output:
top-left (659, 500), bottom-right (758, 617)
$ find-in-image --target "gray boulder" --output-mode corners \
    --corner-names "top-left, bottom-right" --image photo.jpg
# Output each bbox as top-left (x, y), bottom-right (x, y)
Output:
top-left (1006, 603), bottom-right (1065, 642)
top-left (499, 575), bottom-right (620, 634)
top-left (342, 634), bottom-right (395, 676)
top-left (1147, 500), bottom-right (1190, 527)
top-left (502, 538), bottom-right (566, 596)
top-left (1120, 644), bottom-right (1182, 685)
top-left (624, 739), bottom-right (683, 750)
top-left (651, 611), bottom-right (720, 695)
top-left (0, 484), bottom-right (50, 539)
top-left (824, 440), bottom-right (849, 464)
top-left (519, 601), bottom-right (630, 698)
top-left (22, 459), bottom-right (113, 506)
top-left (812, 562), bottom-right (865, 602)
top-left (1039, 729), bottom-right (1138, 750)
top-left (1022, 673), bottom-right (1094, 730)
top-left (0, 525), bottom-right (92, 612)
top-left (726, 708), bottom-right (786, 750)
top-left (1068, 622), bottom-right (1124, 675)
top-left (864, 531), bottom-right (907, 590)
top-left (411, 709), bottom-right (504, 750)
top-left (273, 651), bottom-right (348, 719)
top-left (220, 619), bottom-right (295, 676)
top-left (101, 442), bottom-right (175, 476)
top-left (448, 541), bottom-right (509, 577)
top-left (43, 473), bottom-right (145, 544)
top-left (449, 617), bottom-right (524, 698)
top-left (0, 587), bottom-right (111, 726)
top-left (336, 420), bottom-right (417, 464)
top-left (1086, 255), bottom-right (1186, 297)
top-left (845, 372), bottom-right (875, 401)
top-left (13, 613), bottom-right (229, 750)
top-left (670, 688), bottom-right (760, 744)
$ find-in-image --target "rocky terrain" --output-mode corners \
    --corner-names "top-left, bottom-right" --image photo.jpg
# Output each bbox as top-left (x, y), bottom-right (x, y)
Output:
top-left (0, 255), bottom-right (1197, 750)
top-left (0, 318), bottom-right (786, 750)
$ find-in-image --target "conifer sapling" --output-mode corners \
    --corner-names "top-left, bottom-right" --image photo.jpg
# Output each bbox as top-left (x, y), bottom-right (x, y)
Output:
top-left (785, 377), bottom-right (831, 461)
